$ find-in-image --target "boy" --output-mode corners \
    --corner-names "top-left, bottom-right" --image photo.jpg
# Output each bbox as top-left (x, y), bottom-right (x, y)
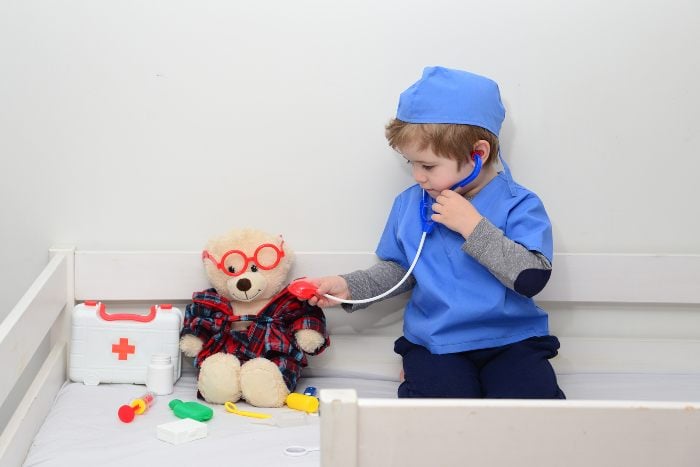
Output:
top-left (307, 66), bottom-right (564, 399)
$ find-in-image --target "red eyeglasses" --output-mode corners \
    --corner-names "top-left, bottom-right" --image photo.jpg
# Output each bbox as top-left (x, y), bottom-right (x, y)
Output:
top-left (202, 238), bottom-right (286, 277)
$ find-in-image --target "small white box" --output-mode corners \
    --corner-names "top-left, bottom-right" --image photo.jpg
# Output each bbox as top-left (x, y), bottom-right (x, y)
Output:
top-left (69, 301), bottom-right (182, 385)
top-left (157, 418), bottom-right (208, 445)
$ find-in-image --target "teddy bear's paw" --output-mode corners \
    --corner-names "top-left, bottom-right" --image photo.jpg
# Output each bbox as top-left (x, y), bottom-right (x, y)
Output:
top-left (198, 353), bottom-right (242, 404)
top-left (240, 358), bottom-right (290, 408)
top-left (294, 329), bottom-right (325, 354)
top-left (180, 334), bottom-right (204, 358)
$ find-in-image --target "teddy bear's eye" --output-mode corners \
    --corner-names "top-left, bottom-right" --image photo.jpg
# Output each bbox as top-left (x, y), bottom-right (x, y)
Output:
top-left (227, 266), bottom-right (236, 273)
top-left (250, 264), bottom-right (258, 272)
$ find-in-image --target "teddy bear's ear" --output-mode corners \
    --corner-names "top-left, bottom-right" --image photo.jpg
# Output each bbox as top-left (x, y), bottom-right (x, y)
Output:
top-left (277, 234), bottom-right (294, 263)
top-left (205, 230), bottom-right (235, 254)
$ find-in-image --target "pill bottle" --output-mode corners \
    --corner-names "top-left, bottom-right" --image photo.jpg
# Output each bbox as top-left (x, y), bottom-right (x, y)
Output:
top-left (147, 353), bottom-right (174, 395)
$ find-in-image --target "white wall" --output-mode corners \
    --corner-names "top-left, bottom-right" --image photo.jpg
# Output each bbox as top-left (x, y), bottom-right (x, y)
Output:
top-left (1, 0), bottom-right (699, 321)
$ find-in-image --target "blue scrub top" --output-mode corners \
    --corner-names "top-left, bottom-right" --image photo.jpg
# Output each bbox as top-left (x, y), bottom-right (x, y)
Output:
top-left (376, 172), bottom-right (553, 354)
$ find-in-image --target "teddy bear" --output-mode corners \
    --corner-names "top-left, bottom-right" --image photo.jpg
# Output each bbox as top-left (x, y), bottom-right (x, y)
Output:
top-left (179, 228), bottom-right (330, 407)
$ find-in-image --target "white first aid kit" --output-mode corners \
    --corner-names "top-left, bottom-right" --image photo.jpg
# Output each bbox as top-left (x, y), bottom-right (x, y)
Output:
top-left (69, 301), bottom-right (183, 386)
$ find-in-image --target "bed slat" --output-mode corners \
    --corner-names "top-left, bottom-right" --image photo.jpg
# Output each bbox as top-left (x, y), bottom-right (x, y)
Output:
top-left (0, 343), bottom-right (67, 467)
top-left (74, 251), bottom-right (700, 304)
top-left (539, 253), bottom-right (700, 303)
top-left (306, 335), bottom-right (700, 382)
top-left (73, 251), bottom-right (377, 301)
top-left (553, 336), bottom-right (700, 375)
top-left (320, 389), bottom-right (358, 467)
top-left (74, 251), bottom-right (208, 301)
top-left (0, 254), bottom-right (68, 407)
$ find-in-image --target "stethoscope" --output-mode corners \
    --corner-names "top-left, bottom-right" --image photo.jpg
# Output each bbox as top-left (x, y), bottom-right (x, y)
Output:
top-left (288, 153), bottom-right (483, 304)
top-left (420, 153), bottom-right (482, 234)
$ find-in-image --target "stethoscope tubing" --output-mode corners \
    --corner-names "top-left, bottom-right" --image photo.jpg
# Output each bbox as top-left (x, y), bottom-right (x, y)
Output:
top-left (319, 232), bottom-right (427, 304)
top-left (322, 155), bottom-right (481, 305)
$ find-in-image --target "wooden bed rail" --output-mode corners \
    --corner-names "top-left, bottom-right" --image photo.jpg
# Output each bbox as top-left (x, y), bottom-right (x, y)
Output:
top-left (0, 248), bottom-right (74, 467)
top-left (319, 389), bottom-right (700, 467)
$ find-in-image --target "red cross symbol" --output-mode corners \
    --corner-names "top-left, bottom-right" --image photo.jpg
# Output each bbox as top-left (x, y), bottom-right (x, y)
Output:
top-left (112, 337), bottom-right (136, 360)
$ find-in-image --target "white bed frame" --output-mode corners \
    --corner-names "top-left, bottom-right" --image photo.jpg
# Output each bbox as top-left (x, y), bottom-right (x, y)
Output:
top-left (1, 248), bottom-right (700, 466)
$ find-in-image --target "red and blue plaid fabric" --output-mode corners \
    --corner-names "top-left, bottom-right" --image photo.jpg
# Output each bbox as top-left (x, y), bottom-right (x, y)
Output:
top-left (182, 287), bottom-right (330, 391)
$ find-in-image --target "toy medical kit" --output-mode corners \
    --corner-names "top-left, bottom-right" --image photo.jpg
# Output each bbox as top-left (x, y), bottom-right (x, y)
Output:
top-left (285, 392), bottom-right (319, 413)
top-left (157, 418), bottom-right (208, 445)
top-left (118, 392), bottom-right (155, 423)
top-left (288, 155), bottom-right (483, 305)
top-left (70, 301), bottom-right (182, 385)
top-left (284, 445), bottom-right (320, 456)
top-left (169, 399), bottom-right (213, 422)
top-left (224, 401), bottom-right (272, 419)
top-left (147, 353), bottom-right (174, 395)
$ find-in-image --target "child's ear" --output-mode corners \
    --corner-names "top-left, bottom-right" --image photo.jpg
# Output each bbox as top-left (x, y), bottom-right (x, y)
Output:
top-left (472, 140), bottom-right (491, 163)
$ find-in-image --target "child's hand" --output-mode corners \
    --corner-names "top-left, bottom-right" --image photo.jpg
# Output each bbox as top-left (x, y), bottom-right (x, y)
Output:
top-left (306, 276), bottom-right (350, 308)
top-left (431, 190), bottom-right (483, 238)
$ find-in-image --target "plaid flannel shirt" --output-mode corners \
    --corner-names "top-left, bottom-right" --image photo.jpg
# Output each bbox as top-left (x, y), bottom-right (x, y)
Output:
top-left (181, 287), bottom-right (330, 390)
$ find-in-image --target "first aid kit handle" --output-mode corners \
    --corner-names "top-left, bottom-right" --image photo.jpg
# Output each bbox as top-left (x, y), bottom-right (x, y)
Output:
top-left (84, 301), bottom-right (172, 322)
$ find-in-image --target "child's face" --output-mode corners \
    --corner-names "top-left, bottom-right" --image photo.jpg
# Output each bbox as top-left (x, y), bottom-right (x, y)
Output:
top-left (401, 142), bottom-right (475, 198)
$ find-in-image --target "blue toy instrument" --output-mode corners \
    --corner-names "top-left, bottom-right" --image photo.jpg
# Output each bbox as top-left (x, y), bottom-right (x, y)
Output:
top-left (420, 153), bottom-right (482, 234)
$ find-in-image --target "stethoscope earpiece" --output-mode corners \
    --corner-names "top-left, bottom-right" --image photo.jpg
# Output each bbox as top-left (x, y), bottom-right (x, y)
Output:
top-left (450, 153), bottom-right (483, 191)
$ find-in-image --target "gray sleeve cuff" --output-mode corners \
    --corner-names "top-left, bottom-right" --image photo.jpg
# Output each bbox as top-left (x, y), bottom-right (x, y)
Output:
top-left (339, 260), bottom-right (415, 312)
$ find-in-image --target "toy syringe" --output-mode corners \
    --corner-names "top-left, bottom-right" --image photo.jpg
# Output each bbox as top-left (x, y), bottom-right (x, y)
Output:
top-left (118, 392), bottom-right (155, 423)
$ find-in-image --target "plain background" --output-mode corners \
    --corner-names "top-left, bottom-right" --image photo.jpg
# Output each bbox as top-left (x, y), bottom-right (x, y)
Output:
top-left (2, 0), bottom-right (700, 323)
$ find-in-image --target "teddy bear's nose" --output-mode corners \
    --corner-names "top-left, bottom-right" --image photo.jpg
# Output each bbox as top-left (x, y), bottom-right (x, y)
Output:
top-left (236, 278), bottom-right (252, 292)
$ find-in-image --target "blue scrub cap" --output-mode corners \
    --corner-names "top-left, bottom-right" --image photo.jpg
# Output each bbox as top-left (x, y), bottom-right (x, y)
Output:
top-left (396, 66), bottom-right (506, 137)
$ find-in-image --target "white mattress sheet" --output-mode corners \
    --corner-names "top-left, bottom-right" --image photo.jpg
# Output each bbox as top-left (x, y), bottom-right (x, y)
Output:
top-left (23, 367), bottom-right (399, 467)
top-left (24, 368), bottom-right (700, 467)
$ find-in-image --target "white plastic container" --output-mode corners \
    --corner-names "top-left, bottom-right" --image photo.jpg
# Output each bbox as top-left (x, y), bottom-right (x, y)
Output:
top-left (157, 418), bottom-right (208, 445)
top-left (69, 301), bottom-right (182, 386)
top-left (147, 353), bottom-right (175, 395)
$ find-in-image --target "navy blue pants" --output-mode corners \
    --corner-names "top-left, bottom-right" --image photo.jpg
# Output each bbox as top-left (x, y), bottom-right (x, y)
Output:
top-left (394, 335), bottom-right (565, 399)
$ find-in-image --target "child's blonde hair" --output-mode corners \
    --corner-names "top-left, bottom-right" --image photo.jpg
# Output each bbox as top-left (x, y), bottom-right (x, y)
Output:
top-left (385, 119), bottom-right (499, 169)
